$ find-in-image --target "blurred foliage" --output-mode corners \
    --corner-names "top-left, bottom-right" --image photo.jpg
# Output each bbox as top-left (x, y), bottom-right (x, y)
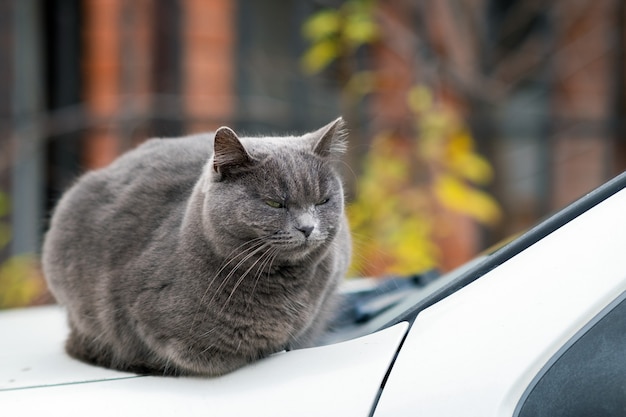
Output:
top-left (409, 87), bottom-right (501, 226)
top-left (349, 87), bottom-right (500, 275)
top-left (302, 1), bottom-right (501, 276)
top-left (0, 192), bottom-right (11, 248)
top-left (301, 0), bottom-right (378, 74)
top-left (0, 191), bottom-right (48, 309)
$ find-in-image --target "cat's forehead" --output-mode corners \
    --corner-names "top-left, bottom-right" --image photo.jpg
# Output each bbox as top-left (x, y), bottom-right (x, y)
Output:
top-left (261, 148), bottom-right (326, 178)
top-left (227, 134), bottom-right (340, 200)
top-left (239, 134), bottom-right (312, 155)
top-left (250, 149), bottom-right (334, 200)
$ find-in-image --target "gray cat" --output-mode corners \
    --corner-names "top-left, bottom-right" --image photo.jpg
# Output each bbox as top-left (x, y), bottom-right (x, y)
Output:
top-left (42, 118), bottom-right (351, 377)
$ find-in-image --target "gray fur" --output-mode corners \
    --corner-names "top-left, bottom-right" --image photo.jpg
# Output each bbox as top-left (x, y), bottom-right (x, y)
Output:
top-left (42, 118), bottom-right (351, 377)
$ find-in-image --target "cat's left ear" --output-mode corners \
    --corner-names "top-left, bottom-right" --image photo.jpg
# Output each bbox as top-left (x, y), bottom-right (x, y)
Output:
top-left (212, 126), bottom-right (255, 178)
top-left (312, 117), bottom-right (348, 159)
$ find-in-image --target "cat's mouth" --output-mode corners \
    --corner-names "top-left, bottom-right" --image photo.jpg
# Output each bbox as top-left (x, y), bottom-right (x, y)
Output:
top-left (267, 232), bottom-right (325, 255)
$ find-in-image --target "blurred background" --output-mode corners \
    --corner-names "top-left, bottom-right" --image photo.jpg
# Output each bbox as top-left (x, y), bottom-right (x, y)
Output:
top-left (1, 0), bottom-right (625, 309)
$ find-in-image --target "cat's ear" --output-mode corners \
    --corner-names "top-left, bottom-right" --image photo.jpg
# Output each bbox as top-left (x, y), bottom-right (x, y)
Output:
top-left (312, 117), bottom-right (348, 159)
top-left (212, 126), bottom-right (255, 178)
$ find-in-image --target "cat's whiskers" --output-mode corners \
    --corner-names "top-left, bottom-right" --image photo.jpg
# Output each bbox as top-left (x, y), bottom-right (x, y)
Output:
top-left (248, 246), bottom-right (279, 304)
top-left (196, 237), bottom-right (267, 302)
top-left (190, 239), bottom-right (264, 317)
top-left (162, 356), bottom-right (173, 376)
top-left (188, 236), bottom-right (269, 335)
top-left (346, 231), bottom-right (393, 276)
top-left (210, 236), bottom-right (269, 280)
top-left (219, 243), bottom-right (277, 313)
top-left (199, 341), bottom-right (218, 355)
top-left (198, 325), bottom-right (220, 339)
top-left (329, 157), bottom-right (358, 187)
top-left (206, 240), bottom-right (271, 308)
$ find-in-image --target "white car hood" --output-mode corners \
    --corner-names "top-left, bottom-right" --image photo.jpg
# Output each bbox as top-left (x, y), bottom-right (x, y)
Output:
top-left (1, 305), bottom-right (408, 416)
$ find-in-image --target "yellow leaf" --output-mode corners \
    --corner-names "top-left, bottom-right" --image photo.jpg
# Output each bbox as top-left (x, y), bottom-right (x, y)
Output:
top-left (346, 71), bottom-right (376, 96)
top-left (0, 191), bottom-right (9, 217)
top-left (434, 175), bottom-right (463, 207)
top-left (0, 255), bottom-right (46, 309)
top-left (442, 130), bottom-right (494, 184)
top-left (447, 130), bottom-right (473, 153)
top-left (449, 153), bottom-right (493, 185)
top-left (0, 222), bottom-right (11, 249)
top-left (464, 189), bottom-right (501, 225)
top-left (344, 15), bottom-right (378, 46)
top-left (301, 39), bottom-right (340, 74)
top-left (407, 85), bottom-right (432, 113)
top-left (302, 10), bottom-right (341, 41)
top-left (434, 176), bottom-right (501, 225)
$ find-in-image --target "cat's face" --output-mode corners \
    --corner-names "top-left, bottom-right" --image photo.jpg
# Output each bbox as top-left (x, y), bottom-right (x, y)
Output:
top-left (230, 153), bottom-right (343, 258)
top-left (204, 118), bottom-right (347, 260)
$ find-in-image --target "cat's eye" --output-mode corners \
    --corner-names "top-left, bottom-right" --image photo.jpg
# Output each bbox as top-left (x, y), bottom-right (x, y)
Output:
top-left (316, 198), bottom-right (330, 206)
top-left (265, 199), bottom-right (284, 209)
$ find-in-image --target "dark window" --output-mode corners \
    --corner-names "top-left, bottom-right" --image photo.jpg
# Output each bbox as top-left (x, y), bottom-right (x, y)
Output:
top-left (516, 292), bottom-right (626, 417)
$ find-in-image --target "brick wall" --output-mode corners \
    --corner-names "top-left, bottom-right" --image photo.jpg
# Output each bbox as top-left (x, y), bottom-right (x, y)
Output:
top-left (81, 0), bottom-right (236, 169)
top-left (82, 0), bottom-right (122, 168)
top-left (183, 0), bottom-right (235, 133)
top-left (550, 1), bottom-right (617, 208)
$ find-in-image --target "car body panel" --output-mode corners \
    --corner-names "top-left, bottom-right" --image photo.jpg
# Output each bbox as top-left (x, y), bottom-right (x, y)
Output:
top-left (1, 306), bottom-right (131, 390)
top-left (374, 187), bottom-right (626, 416)
top-left (1, 306), bottom-right (408, 417)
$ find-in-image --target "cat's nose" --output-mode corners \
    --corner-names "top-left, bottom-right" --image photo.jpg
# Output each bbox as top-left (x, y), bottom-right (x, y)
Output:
top-left (296, 225), bottom-right (314, 238)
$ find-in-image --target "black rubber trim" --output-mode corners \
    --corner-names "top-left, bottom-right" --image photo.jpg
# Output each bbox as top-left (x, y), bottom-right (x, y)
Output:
top-left (367, 322), bottom-right (411, 417)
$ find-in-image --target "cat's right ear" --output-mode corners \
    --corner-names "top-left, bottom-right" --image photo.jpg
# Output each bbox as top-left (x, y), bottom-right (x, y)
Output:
top-left (313, 117), bottom-right (348, 159)
top-left (212, 127), bottom-right (255, 180)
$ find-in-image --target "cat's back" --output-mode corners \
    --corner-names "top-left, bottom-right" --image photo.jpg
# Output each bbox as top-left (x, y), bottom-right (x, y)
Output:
top-left (98, 134), bottom-right (212, 194)
top-left (43, 134), bottom-right (213, 276)
top-left (57, 134), bottom-right (211, 214)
